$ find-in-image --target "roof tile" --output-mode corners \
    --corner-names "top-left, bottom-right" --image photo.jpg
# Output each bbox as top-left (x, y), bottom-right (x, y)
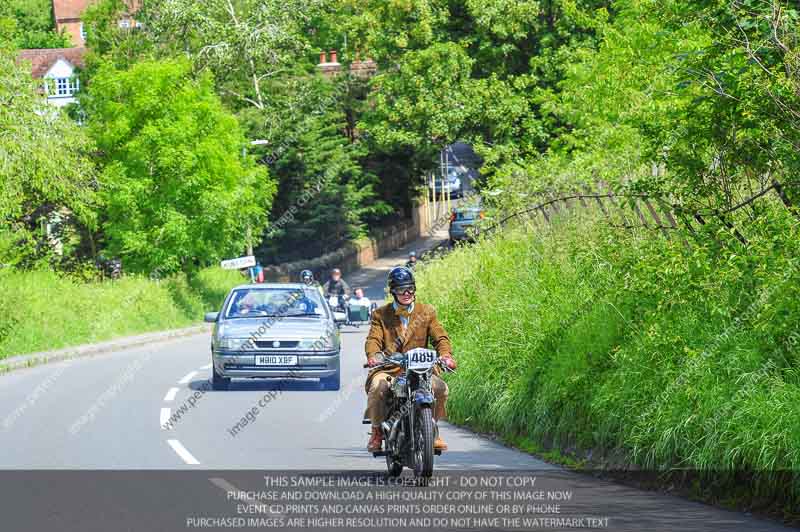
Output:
top-left (17, 47), bottom-right (87, 78)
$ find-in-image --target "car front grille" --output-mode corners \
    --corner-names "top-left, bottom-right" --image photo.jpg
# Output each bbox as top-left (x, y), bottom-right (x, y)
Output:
top-left (253, 340), bottom-right (300, 349)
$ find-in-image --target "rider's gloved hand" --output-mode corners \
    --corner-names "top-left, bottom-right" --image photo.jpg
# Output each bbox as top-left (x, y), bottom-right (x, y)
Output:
top-left (440, 355), bottom-right (457, 371)
top-left (366, 353), bottom-right (384, 368)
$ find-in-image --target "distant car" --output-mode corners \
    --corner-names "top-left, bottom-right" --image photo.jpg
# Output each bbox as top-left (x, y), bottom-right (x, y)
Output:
top-left (449, 205), bottom-right (485, 244)
top-left (429, 167), bottom-right (464, 199)
top-left (204, 283), bottom-right (341, 390)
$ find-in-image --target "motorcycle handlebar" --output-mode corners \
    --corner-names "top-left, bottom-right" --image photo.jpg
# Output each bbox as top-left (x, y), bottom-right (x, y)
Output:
top-left (362, 354), bottom-right (457, 371)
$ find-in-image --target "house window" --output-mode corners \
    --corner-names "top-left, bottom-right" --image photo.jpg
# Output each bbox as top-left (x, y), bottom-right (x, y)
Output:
top-left (80, 22), bottom-right (86, 41)
top-left (118, 18), bottom-right (131, 29)
top-left (52, 77), bottom-right (80, 97)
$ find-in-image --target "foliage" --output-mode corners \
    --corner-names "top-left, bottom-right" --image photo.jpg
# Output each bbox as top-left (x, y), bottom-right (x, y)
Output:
top-left (248, 75), bottom-right (391, 262)
top-left (489, 0), bottom-right (800, 212)
top-left (81, 58), bottom-right (276, 274)
top-left (0, 45), bottom-right (97, 267)
top-left (0, 0), bottom-right (72, 49)
top-left (81, 0), bottom-right (154, 73)
top-left (143, 0), bottom-right (321, 111)
top-left (349, 0), bottom-right (611, 181)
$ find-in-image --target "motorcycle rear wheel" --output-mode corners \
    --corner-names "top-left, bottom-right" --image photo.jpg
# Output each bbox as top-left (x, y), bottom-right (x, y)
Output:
top-left (413, 407), bottom-right (435, 480)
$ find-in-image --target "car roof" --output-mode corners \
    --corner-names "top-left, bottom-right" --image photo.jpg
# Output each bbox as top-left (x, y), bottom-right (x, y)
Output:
top-left (230, 283), bottom-right (308, 291)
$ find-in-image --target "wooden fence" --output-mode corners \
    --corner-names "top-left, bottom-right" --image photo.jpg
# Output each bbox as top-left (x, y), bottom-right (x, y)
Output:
top-left (479, 179), bottom-right (798, 248)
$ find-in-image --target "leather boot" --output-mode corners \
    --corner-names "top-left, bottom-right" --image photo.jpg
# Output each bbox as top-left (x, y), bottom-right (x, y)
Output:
top-left (367, 427), bottom-right (383, 452)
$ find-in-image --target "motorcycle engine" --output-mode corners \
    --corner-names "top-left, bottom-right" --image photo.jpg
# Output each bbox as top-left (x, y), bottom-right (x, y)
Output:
top-left (391, 375), bottom-right (407, 398)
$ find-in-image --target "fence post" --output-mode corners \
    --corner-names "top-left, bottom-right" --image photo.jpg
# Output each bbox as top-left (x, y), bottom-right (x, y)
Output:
top-left (643, 198), bottom-right (670, 238)
top-left (772, 179), bottom-right (798, 220)
top-left (629, 198), bottom-right (650, 228)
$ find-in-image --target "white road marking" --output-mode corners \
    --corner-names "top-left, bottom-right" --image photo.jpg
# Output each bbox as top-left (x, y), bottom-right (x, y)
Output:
top-left (178, 371), bottom-right (198, 384)
top-left (160, 408), bottom-right (171, 429)
top-left (163, 387), bottom-right (179, 402)
top-left (209, 477), bottom-right (287, 519)
top-left (209, 477), bottom-right (243, 495)
top-left (200, 363), bottom-right (212, 370)
top-left (167, 439), bottom-right (200, 465)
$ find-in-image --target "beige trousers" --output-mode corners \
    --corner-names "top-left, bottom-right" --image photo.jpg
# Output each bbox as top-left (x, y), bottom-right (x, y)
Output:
top-left (366, 370), bottom-right (448, 425)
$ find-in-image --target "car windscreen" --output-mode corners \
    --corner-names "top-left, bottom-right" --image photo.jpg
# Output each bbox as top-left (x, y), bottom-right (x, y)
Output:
top-left (455, 210), bottom-right (479, 221)
top-left (224, 288), bottom-right (327, 319)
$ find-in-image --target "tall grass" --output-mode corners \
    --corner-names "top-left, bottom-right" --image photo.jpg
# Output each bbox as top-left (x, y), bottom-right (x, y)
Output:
top-left (0, 267), bottom-right (242, 359)
top-left (417, 208), bottom-right (800, 508)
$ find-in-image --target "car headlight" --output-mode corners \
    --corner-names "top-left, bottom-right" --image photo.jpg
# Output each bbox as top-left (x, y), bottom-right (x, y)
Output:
top-left (217, 338), bottom-right (252, 351)
top-left (298, 337), bottom-right (335, 351)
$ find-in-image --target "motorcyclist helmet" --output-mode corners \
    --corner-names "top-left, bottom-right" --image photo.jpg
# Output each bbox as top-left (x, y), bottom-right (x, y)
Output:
top-left (388, 266), bottom-right (415, 296)
top-left (300, 269), bottom-right (314, 285)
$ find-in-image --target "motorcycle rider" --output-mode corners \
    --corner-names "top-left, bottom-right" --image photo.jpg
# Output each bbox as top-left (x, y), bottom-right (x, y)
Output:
top-left (323, 268), bottom-right (351, 301)
top-left (364, 266), bottom-right (457, 453)
top-left (300, 269), bottom-right (324, 296)
top-left (406, 251), bottom-right (417, 270)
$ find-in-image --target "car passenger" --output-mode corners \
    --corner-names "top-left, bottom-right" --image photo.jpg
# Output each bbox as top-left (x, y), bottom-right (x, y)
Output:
top-left (350, 287), bottom-right (371, 307)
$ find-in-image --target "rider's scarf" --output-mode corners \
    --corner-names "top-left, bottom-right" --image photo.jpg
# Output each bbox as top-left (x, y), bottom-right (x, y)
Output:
top-left (393, 302), bottom-right (415, 325)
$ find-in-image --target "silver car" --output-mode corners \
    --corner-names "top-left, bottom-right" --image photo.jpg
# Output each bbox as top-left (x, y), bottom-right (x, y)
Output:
top-left (204, 284), bottom-right (341, 390)
top-left (429, 167), bottom-right (464, 199)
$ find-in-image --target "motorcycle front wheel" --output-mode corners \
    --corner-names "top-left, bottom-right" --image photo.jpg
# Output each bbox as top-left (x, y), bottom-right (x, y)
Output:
top-left (413, 407), bottom-right (435, 480)
top-left (386, 454), bottom-right (403, 477)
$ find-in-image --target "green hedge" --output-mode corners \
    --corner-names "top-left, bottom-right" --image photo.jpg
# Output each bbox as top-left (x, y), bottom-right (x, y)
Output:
top-left (417, 209), bottom-right (800, 510)
top-left (0, 267), bottom-right (242, 359)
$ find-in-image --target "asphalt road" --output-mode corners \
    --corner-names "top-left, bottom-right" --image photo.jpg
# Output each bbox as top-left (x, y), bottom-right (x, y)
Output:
top-left (0, 233), bottom-right (795, 531)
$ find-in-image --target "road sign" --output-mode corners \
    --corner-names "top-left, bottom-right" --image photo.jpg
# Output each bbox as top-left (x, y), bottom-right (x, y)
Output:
top-left (220, 255), bottom-right (256, 270)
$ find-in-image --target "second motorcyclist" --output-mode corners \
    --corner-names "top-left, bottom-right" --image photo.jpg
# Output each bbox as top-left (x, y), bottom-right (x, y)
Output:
top-left (323, 268), bottom-right (351, 299)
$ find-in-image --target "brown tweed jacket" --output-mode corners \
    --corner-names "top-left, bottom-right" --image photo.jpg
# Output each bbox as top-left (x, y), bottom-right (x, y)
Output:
top-left (364, 302), bottom-right (453, 391)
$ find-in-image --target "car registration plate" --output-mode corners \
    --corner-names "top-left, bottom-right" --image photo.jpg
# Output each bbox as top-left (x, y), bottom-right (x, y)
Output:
top-left (255, 355), bottom-right (298, 366)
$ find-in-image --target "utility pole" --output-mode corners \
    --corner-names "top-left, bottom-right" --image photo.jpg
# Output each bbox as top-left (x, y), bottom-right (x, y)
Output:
top-left (445, 147), bottom-right (451, 213)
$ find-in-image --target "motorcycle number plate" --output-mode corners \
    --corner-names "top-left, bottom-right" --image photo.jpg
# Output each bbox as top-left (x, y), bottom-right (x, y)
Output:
top-left (328, 296), bottom-right (339, 306)
top-left (407, 349), bottom-right (437, 369)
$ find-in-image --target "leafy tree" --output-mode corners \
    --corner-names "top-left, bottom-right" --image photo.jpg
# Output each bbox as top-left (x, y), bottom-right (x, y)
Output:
top-left (0, 0), bottom-right (72, 49)
top-left (644, 0), bottom-right (800, 209)
top-left (144, 0), bottom-right (321, 111)
top-left (0, 45), bottom-right (97, 267)
top-left (348, 0), bottom-right (611, 188)
top-left (242, 74), bottom-right (391, 262)
top-left (81, 58), bottom-right (276, 274)
top-left (81, 0), bottom-right (154, 73)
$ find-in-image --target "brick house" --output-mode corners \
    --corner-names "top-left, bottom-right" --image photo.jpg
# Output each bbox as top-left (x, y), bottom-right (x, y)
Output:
top-left (17, 47), bottom-right (87, 107)
top-left (53, 0), bottom-right (141, 46)
top-left (17, 0), bottom-right (142, 106)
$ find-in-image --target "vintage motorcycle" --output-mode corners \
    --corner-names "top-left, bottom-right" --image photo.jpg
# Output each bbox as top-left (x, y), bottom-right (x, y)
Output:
top-left (363, 348), bottom-right (454, 483)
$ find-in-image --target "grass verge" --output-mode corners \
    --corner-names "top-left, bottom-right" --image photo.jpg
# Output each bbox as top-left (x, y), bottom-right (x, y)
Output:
top-left (416, 208), bottom-right (800, 523)
top-left (0, 266), bottom-right (242, 359)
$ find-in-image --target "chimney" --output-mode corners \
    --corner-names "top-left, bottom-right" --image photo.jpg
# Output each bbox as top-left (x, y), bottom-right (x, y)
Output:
top-left (329, 50), bottom-right (338, 64)
top-left (319, 51), bottom-right (327, 64)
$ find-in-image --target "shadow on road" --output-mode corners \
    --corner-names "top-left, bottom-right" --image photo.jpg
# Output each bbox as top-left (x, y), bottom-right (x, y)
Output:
top-left (187, 378), bottom-right (331, 392)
